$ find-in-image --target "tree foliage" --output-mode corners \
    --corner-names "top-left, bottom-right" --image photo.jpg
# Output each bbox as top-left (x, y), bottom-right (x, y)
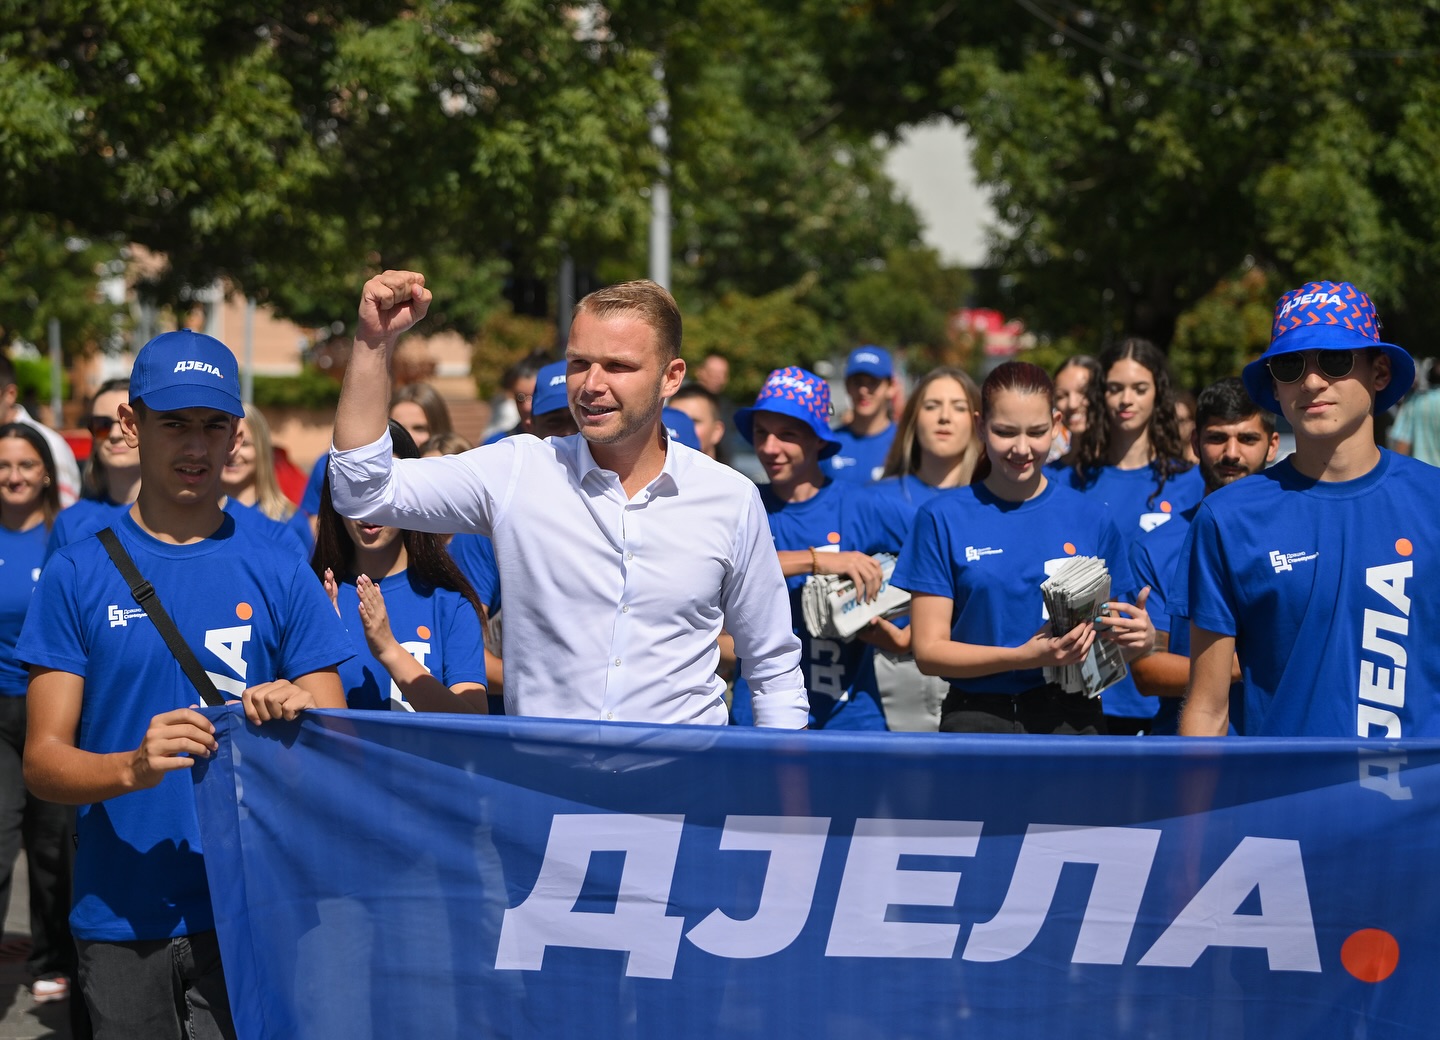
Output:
top-left (5, 0), bottom-right (948, 378)
top-left (684, 278), bottom-right (831, 401)
top-left (796, 0), bottom-right (1440, 357)
top-left (2, 0), bottom-right (659, 337)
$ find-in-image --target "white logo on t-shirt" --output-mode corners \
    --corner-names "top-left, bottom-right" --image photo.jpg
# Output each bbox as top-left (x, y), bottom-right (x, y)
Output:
top-left (1269, 549), bottom-right (1319, 574)
top-left (1139, 512), bottom-right (1173, 532)
top-left (107, 604), bottom-right (147, 627)
top-left (965, 546), bottom-right (1004, 562)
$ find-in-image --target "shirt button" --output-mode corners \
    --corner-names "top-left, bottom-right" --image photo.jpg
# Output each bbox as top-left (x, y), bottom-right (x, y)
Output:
top-left (625, 551), bottom-right (634, 561)
top-left (614, 658), bottom-right (622, 667)
top-left (607, 712), bottom-right (615, 720)
top-left (622, 605), bottom-right (630, 613)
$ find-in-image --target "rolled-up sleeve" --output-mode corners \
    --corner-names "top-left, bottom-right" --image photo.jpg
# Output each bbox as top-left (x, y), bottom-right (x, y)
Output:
top-left (723, 486), bottom-right (807, 728)
top-left (329, 431), bottom-right (517, 536)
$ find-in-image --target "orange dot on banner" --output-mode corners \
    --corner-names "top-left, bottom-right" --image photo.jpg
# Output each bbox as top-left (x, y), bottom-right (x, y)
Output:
top-left (1063, 542), bottom-right (1077, 555)
top-left (1341, 929), bottom-right (1400, 983)
top-left (235, 602), bottom-right (253, 621)
top-left (1395, 538), bottom-right (1413, 557)
top-left (827, 532), bottom-right (841, 544)
top-left (1161, 501), bottom-right (1172, 513)
top-left (416, 626), bottom-right (431, 640)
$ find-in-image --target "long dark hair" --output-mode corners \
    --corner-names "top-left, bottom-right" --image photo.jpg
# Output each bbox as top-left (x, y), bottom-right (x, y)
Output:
top-left (970, 361), bottom-right (1056, 485)
top-left (1072, 338), bottom-right (1190, 505)
top-left (311, 420), bottom-right (484, 627)
top-left (0, 422), bottom-right (61, 528)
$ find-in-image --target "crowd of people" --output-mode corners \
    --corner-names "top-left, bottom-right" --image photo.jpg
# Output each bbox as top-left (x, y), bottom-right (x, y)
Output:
top-left (0, 271), bottom-right (1435, 1036)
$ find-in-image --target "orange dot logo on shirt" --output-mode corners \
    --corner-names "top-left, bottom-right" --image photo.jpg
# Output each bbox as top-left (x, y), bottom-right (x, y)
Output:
top-left (1160, 501), bottom-right (1172, 513)
top-left (416, 626), bottom-right (431, 640)
top-left (827, 532), bottom-right (841, 544)
top-left (1395, 538), bottom-right (1413, 557)
top-left (1341, 928), bottom-right (1399, 983)
top-left (235, 602), bottom-right (253, 621)
top-left (1063, 542), bottom-right (1077, 555)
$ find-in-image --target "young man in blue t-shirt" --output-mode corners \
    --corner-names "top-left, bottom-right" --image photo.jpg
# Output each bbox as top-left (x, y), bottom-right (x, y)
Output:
top-left (734, 367), bottom-right (907, 728)
top-left (17, 330), bottom-right (350, 1038)
top-left (824, 346), bottom-right (897, 484)
top-left (1129, 378), bottom-right (1277, 734)
top-left (1177, 280), bottom-right (1440, 738)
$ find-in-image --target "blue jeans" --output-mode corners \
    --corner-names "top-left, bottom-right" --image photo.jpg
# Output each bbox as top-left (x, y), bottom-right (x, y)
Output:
top-left (77, 930), bottom-right (235, 1040)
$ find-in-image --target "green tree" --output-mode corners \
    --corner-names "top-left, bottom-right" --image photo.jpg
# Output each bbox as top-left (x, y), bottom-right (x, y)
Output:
top-left (2, 0), bottom-right (660, 337)
top-left (607, 0), bottom-right (930, 327)
top-left (842, 245), bottom-right (970, 367)
top-left (0, 215), bottom-right (128, 354)
top-left (795, 0), bottom-right (1440, 354)
top-left (1169, 266), bottom-right (1278, 391)
top-left (684, 277), bottom-right (831, 401)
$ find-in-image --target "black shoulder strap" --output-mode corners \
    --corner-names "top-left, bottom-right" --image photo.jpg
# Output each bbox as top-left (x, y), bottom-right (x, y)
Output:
top-left (97, 527), bottom-right (225, 707)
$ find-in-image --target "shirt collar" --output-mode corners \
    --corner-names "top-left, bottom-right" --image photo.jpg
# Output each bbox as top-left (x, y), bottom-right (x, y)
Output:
top-left (570, 430), bottom-right (684, 496)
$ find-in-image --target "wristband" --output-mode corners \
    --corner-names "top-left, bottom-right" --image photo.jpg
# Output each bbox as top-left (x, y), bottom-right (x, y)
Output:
top-left (809, 546), bottom-right (819, 574)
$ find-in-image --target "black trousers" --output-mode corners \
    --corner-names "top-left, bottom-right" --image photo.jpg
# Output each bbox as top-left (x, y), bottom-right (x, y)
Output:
top-left (0, 695), bottom-right (77, 978)
top-left (939, 684), bottom-right (1108, 735)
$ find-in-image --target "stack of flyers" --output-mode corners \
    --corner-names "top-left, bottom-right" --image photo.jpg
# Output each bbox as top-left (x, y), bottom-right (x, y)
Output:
top-left (1040, 556), bottom-right (1128, 698)
top-left (802, 553), bottom-right (911, 641)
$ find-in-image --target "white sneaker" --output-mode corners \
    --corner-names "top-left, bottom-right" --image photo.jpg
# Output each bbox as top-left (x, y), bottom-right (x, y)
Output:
top-left (31, 976), bottom-right (69, 1004)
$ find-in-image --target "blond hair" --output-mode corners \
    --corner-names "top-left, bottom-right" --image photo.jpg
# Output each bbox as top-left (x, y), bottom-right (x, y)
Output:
top-left (574, 280), bottom-right (682, 360)
top-left (240, 403), bottom-right (295, 521)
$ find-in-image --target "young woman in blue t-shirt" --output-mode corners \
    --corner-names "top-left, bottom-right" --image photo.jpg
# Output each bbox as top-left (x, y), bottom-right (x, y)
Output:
top-left (865, 366), bottom-right (982, 730)
top-left (0, 424), bottom-right (76, 1004)
top-left (313, 421), bottom-right (489, 713)
top-left (1065, 338), bottom-right (1202, 732)
top-left (894, 362), bottom-right (1154, 734)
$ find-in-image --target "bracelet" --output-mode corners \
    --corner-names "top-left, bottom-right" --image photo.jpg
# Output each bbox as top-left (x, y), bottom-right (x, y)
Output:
top-left (809, 546), bottom-right (820, 574)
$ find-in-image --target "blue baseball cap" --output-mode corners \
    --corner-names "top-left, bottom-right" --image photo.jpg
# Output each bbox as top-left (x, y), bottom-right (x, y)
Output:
top-left (1242, 281), bottom-right (1414, 415)
top-left (531, 359), bottom-right (569, 417)
top-left (661, 407), bottom-right (701, 451)
top-left (845, 346), bottom-right (893, 380)
top-left (130, 329), bottom-right (243, 417)
top-left (734, 367), bottom-right (842, 458)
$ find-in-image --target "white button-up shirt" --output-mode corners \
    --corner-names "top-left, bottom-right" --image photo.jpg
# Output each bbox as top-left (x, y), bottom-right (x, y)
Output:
top-left (330, 431), bottom-right (807, 727)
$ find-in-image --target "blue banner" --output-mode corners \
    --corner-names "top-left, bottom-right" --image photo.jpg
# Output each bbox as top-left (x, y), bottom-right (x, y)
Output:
top-left (192, 706), bottom-right (1436, 1039)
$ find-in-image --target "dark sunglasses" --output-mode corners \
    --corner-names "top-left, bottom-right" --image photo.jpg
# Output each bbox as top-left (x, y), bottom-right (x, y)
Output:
top-left (1267, 349), bottom-right (1357, 384)
top-left (87, 416), bottom-right (118, 438)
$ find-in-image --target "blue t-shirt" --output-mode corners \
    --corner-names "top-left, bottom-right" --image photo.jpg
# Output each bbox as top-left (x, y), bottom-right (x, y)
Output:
top-left (1064, 462), bottom-right (1206, 536)
top-left (299, 452), bottom-right (329, 518)
top-left (892, 479), bottom-right (1136, 697)
top-left (823, 425), bottom-right (896, 485)
top-left (733, 480), bottom-right (907, 730)
top-left (224, 498), bottom-right (310, 558)
top-left (15, 512), bottom-right (352, 942)
top-left (448, 533), bottom-right (501, 614)
top-left (862, 475), bottom-right (955, 629)
top-left (1176, 450), bottom-right (1440, 738)
top-left (0, 523), bottom-right (48, 696)
top-left (1064, 462), bottom-right (1204, 718)
top-left (334, 572), bottom-right (487, 711)
top-left (1129, 504), bottom-right (1245, 736)
top-left (48, 497), bottom-right (307, 561)
top-left (866, 474), bottom-right (949, 527)
top-left (46, 498), bottom-right (119, 561)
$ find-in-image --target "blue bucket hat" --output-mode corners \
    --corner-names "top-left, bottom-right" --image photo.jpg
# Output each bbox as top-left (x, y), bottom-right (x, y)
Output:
top-left (661, 407), bottom-right (701, 451)
top-left (845, 345), bottom-right (893, 380)
top-left (734, 367), bottom-right (842, 458)
top-left (130, 329), bottom-right (243, 417)
top-left (531, 359), bottom-right (569, 417)
top-left (1242, 281), bottom-right (1414, 415)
